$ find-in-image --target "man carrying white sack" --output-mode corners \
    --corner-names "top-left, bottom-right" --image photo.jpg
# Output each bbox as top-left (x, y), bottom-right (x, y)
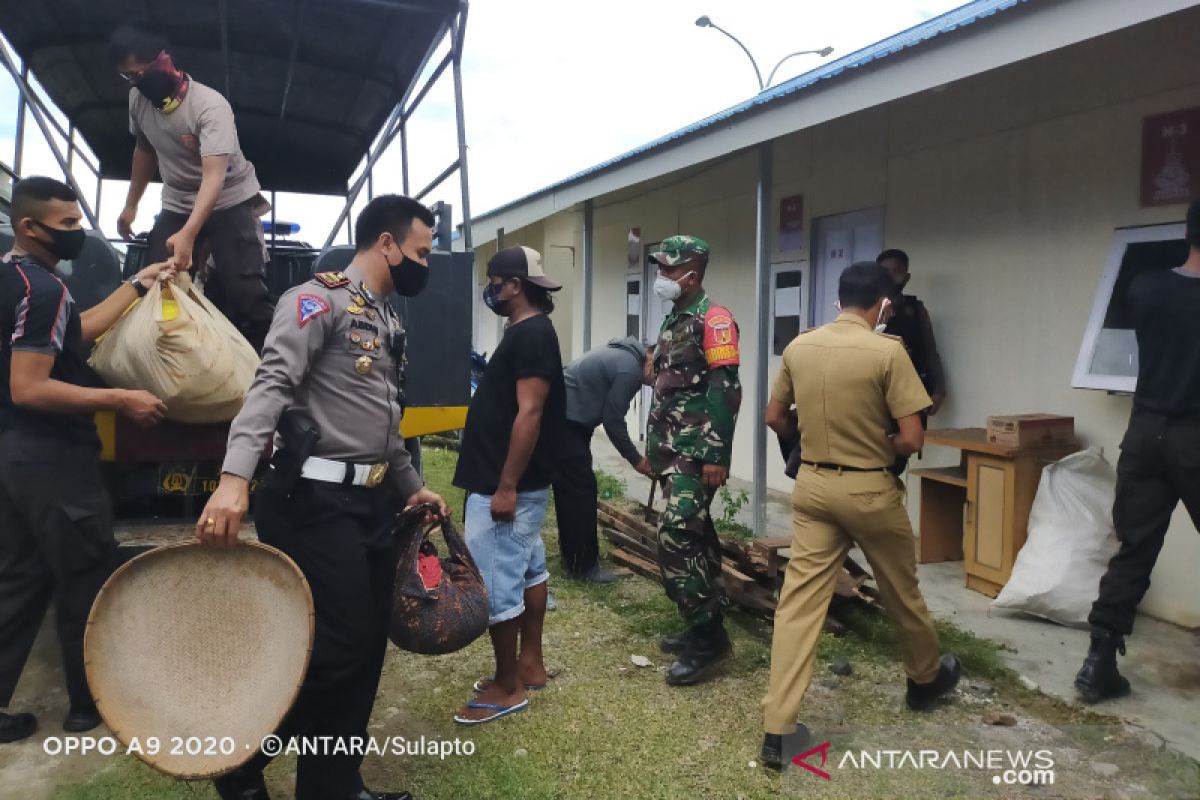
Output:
top-left (0, 176), bottom-right (173, 743)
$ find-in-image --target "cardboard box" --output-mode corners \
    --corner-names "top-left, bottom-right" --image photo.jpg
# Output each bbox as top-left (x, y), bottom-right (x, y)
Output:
top-left (986, 414), bottom-right (1074, 448)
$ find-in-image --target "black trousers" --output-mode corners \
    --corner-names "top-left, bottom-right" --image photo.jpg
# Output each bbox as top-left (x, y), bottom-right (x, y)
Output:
top-left (0, 437), bottom-right (116, 711)
top-left (247, 478), bottom-right (396, 800)
top-left (1089, 410), bottom-right (1200, 637)
top-left (148, 198), bottom-right (274, 352)
top-left (552, 422), bottom-right (601, 577)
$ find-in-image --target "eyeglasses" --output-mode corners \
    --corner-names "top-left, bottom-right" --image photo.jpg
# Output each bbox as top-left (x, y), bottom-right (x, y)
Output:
top-left (118, 68), bottom-right (145, 85)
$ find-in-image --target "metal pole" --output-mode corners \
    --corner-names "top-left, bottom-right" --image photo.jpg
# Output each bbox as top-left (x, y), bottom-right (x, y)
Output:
top-left (450, 3), bottom-right (473, 249)
top-left (752, 142), bottom-right (773, 537)
top-left (400, 122), bottom-right (409, 195)
top-left (367, 167), bottom-right (374, 201)
top-left (66, 121), bottom-right (75, 175)
top-left (582, 199), bottom-right (594, 352)
top-left (269, 190), bottom-right (277, 263)
top-left (14, 63), bottom-right (27, 175)
top-left (0, 48), bottom-right (99, 228)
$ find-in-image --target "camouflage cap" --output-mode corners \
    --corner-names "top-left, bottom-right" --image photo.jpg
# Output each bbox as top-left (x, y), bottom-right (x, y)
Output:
top-left (648, 235), bottom-right (710, 268)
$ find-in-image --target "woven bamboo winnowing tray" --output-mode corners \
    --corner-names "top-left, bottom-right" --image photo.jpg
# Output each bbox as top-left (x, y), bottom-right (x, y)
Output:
top-left (85, 540), bottom-right (314, 779)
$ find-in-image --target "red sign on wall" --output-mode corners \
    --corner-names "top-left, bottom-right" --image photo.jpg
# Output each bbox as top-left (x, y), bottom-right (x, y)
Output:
top-left (779, 194), bottom-right (804, 251)
top-left (1141, 107), bottom-right (1200, 207)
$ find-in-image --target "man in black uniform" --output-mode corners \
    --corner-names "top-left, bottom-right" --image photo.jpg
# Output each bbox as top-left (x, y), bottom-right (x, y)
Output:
top-left (877, 249), bottom-right (947, 416)
top-left (0, 177), bottom-right (171, 743)
top-left (198, 195), bottom-right (446, 800)
top-left (1075, 199), bottom-right (1200, 704)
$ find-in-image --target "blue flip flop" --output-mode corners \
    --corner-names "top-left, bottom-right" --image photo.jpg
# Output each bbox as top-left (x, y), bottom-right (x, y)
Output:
top-left (473, 676), bottom-right (545, 693)
top-left (453, 698), bottom-right (529, 726)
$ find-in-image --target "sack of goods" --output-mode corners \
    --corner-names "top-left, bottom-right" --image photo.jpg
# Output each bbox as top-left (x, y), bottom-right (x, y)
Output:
top-left (89, 273), bottom-right (259, 423)
top-left (991, 447), bottom-right (1119, 627)
top-left (390, 504), bottom-right (489, 655)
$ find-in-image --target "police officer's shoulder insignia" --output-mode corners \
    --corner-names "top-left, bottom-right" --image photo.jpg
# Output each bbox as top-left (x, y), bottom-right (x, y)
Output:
top-left (702, 305), bottom-right (740, 367)
top-left (876, 331), bottom-right (904, 342)
top-left (312, 271), bottom-right (350, 289)
top-left (297, 293), bottom-right (330, 328)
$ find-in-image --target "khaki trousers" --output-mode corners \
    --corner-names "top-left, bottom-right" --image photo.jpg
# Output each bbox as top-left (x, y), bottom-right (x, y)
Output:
top-left (762, 465), bottom-right (942, 734)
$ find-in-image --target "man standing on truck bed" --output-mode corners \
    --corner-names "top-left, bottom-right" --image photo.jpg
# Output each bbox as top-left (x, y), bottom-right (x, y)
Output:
top-left (109, 22), bottom-right (274, 351)
top-left (0, 177), bottom-right (172, 743)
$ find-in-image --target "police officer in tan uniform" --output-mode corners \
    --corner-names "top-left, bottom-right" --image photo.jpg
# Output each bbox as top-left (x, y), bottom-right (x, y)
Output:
top-left (197, 195), bottom-right (446, 800)
top-left (758, 261), bottom-right (960, 770)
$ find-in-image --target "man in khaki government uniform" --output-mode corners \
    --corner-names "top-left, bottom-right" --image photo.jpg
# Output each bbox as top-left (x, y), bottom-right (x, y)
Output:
top-left (758, 261), bottom-right (961, 771)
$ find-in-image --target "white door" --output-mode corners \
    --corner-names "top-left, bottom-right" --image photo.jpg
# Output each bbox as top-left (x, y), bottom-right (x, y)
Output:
top-left (769, 261), bottom-right (807, 379)
top-left (812, 208), bottom-right (885, 326)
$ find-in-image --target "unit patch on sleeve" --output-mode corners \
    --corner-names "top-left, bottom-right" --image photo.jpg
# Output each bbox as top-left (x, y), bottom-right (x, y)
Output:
top-left (703, 308), bottom-right (740, 367)
top-left (297, 293), bottom-right (331, 328)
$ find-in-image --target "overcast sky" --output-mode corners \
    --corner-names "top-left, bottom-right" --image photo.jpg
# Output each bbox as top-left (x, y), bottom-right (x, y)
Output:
top-left (1, 0), bottom-right (964, 246)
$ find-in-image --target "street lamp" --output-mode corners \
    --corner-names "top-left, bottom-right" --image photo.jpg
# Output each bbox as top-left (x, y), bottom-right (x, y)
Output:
top-left (695, 15), bottom-right (833, 92)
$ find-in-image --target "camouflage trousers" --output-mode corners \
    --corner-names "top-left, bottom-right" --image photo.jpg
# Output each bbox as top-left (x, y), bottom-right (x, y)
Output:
top-left (657, 471), bottom-right (728, 628)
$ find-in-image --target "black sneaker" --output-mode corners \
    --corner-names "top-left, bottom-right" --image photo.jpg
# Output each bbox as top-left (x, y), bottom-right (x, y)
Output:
top-left (905, 655), bottom-right (962, 711)
top-left (0, 712), bottom-right (37, 743)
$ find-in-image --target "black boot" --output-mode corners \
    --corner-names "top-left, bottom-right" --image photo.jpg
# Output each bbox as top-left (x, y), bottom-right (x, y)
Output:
top-left (665, 620), bottom-right (731, 686)
top-left (213, 767), bottom-right (269, 800)
top-left (0, 711), bottom-right (37, 743)
top-left (761, 734), bottom-right (783, 771)
top-left (349, 791), bottom-right (413, 800)
top-left (905, 654), bottom-right (962, 711)
top-left (659, 628), bottom-right (693, 655)
top-left (62, 705), bottom-right (102, 733)
top-left (1075, 627), bottom-right (1131, 704)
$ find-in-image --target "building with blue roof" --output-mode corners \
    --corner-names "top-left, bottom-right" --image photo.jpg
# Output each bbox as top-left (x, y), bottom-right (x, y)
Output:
top-left (469, 0), bottom-right (1200, 629)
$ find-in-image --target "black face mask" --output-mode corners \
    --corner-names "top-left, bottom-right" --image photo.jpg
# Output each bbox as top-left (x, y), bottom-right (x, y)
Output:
top-left (136, 68), bottom-right (182, 110)
top-left (483, 281), bottom-right (511, 317)
top-left (33, 221), bottom-right (86, 261)
top-left (388, 252), bottom-right (429, 297)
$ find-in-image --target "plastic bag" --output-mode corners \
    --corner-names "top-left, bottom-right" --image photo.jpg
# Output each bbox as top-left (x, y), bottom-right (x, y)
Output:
top-left (89, 274), bottom-right (259, 423)
top-left (991, 447), bottom-right (1119, 627)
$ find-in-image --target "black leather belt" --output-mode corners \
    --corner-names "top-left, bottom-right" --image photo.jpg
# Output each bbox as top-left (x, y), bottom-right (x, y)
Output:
top-left (801, 460), bottom-right (885, 473)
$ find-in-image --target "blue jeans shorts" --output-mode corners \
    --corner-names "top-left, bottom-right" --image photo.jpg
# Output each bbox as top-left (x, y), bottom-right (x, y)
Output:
top-left (464, 488), bottom-right (551, 625)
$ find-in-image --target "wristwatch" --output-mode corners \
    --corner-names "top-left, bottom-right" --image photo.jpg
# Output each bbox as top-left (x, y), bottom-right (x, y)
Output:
top-left (128, 275), bottom-right (150, 298)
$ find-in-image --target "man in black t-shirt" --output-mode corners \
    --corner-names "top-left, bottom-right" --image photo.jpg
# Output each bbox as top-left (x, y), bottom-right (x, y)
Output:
top-left (1076, 199), bottom-right (1200, 704)
top-left (0, 177), bottom-right (172, 743)
top-left (453, 246), bottom-right (565, 726)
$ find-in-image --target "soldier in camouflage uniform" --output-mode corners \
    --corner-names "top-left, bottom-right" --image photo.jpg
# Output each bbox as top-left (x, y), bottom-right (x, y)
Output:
top-left (646, 235), bottom-right (742, 686)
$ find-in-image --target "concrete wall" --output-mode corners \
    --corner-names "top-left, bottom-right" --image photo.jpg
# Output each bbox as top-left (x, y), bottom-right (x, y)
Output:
top-left (466, 8), bottom-right (1200, 627)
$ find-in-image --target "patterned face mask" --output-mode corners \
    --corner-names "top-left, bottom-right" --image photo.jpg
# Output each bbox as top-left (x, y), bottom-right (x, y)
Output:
top-left (134, 51), bottom-right (189, 112)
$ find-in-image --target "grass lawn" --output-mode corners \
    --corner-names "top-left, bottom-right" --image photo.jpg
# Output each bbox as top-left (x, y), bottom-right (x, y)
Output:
top-left (50, 447), bottom-right (1199, 800)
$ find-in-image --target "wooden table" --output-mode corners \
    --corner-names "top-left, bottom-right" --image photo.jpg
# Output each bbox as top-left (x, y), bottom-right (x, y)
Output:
top-left (912, 428), bottom-right (1077, 598)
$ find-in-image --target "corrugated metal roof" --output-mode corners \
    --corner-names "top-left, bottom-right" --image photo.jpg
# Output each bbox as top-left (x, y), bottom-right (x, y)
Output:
top-left (474, 0), bottom-right (1032, 223)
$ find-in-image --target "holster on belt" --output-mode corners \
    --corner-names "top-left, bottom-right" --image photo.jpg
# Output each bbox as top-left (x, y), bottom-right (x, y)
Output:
top-left (269, 409), bottom-right (321, 496)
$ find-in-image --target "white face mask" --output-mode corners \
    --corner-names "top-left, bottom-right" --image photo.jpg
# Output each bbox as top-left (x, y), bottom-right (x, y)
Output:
top-left (653, 270), bottom-right (694, 302)
top-left (833, 298), bottom-right (891, 333)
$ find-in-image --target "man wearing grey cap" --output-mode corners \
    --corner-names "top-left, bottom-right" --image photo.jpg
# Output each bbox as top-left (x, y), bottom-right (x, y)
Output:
top-left (555, 338), bottom-right (655, 583)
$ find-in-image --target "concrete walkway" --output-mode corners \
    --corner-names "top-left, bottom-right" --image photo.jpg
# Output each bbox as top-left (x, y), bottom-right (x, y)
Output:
top-left (590, 433), bottom-right (1200, 762)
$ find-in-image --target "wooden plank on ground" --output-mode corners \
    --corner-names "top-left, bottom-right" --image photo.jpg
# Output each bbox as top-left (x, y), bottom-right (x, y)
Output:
top-left (609, 548), bottom-right (661, 582)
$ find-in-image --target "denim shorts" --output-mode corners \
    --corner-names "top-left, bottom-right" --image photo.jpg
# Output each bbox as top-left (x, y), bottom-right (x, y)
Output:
top-left (464, 489), bottom-right (551, 625)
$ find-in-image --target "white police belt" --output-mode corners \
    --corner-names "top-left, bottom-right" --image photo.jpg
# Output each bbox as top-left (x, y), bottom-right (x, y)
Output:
top-left (300, 456), bottom-right (389, 488)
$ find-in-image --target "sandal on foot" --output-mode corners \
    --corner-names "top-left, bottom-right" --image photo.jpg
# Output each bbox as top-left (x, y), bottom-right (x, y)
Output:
top-left (472, 675), bottom-right (545, 693)
top-left (453, 699), bottom-right (529, 726)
